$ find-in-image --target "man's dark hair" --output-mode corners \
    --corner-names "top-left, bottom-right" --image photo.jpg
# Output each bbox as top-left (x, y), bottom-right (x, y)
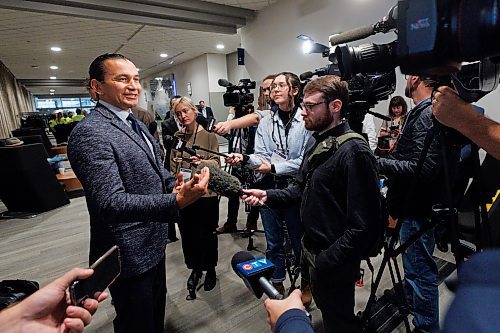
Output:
top-left (303, 75), bottom-right (349, 107)
top-left (76, 108), bottom-right (82, 115)
top-left (89, 53), bottom-right (131, 82)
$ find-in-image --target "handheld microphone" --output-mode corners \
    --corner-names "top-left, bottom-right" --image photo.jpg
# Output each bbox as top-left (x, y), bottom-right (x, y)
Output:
top-left (196, 162), bottom-right (244, 197)
top-left (196, 115), bottom-right (233, 141)
top-left (192, 145), bottom-right (250, 165)
top-left (231, 251), bottom-right (283, 300)
top-left (173, 138), bottom-right (203, 159)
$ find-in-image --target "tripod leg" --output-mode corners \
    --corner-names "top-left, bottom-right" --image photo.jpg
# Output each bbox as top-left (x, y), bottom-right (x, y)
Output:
top-left (387, 257), bottom-right (412, 333)
top-left (360, 251), bottom-right (389, 330)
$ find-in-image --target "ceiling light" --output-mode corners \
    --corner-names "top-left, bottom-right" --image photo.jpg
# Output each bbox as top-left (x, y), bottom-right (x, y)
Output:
top-left (51, 46), bottom-right (62, 52)
top-left (50, 65), bottom-right (58, 70)
top-left (216, 44), bottom-right (224, 49)
top-left (50, 76), bottom-right (57, 80)
top-left (137, 68), bottom-right (141, 71)
top-left (49, 89), bottom-right (55, 92)
top-left (49, 92), bottom-right (55, 95)
top-left (31, 65), bottom-right (39, 69)
top-left (155, 77), bottom-right (163, 80)
top-left (160, 53), bottom-right (168, 58)
top-left (169, 60), bottom-right (174, 64)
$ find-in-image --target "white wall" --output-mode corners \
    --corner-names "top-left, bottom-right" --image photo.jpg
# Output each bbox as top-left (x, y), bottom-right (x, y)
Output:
top-left (207, 54), bottom-right (228, 93)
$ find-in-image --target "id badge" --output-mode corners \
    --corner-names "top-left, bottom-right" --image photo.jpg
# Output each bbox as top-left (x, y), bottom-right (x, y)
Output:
top-left (271, 150), bottom-right (287, 164)
top-left (180, 167), bottom-right (192, 181)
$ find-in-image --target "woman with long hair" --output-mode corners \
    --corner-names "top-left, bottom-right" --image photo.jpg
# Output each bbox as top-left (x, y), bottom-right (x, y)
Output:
top-left (377, 95), bottom-right (408, 154)
top-left (170, 96), bottom-right (220, 300)
top-left (226, 72), bottom-right (312, 304)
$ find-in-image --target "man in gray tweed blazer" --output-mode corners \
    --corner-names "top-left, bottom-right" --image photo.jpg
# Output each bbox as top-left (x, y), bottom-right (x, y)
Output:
top-left (68, 53), bottom-right (209, 333)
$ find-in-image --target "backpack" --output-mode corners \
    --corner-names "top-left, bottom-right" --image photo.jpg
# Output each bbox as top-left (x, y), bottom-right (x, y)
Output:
top-left (307, 131), bottom-right (386, 259)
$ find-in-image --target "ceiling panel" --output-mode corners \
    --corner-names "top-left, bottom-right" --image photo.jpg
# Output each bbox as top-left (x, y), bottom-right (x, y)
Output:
top-left (0, 0), bottom-right (278, 96)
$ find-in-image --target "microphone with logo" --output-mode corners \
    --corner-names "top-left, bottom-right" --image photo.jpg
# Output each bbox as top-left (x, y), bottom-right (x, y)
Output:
top-left (196, 114), bottom-right (233, 141)
top-left (231, 251), bottom-right (283, 300)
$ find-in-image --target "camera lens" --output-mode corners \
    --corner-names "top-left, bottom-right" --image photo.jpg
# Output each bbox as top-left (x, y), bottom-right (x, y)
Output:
top-left (335, 41), bottom-right (397, 80)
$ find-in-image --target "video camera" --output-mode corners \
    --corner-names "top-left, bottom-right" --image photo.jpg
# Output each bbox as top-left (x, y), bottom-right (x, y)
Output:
top-left (329, 0), bottom-right (500, 102)
top-left (218, 78), bottom-right (256, 107)
top-left (300, 61), bottom-right (395, 133)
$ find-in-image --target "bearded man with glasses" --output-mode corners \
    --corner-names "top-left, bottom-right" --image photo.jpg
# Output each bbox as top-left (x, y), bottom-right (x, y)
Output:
top-left (242, 75), bottom-right (381, 333)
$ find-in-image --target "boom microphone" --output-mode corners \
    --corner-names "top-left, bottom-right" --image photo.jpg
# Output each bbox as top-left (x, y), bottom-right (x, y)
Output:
top-left (196, 114), bottom-right (233, 141)
top-left (329, 5), bottom-right (397, 46)
top-left (299, 64), bottom-right (341, 81)
top-left (217, 78), bottom-right (233, 87)
top-left (329, 25), bottom-right (375, 46)
top-left (231, 251), bottom-right (283, 300)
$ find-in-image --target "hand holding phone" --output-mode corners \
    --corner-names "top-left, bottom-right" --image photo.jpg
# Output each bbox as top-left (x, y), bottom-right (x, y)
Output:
top-left (70, 245), bottom-right (121, 306)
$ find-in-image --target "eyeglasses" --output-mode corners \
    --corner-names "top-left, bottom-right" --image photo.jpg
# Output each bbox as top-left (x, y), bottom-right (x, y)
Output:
top-left (300, 101), bottom-right (328, 111)
top-left (271, 83), bottom-right (289, 91)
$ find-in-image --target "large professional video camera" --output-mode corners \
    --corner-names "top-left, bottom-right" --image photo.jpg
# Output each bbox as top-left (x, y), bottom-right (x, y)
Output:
top-left (329, 0), bottom-right (500, 102)
top-left (300, 61), bottom-right (396, 133)
top-left (218, 78), bottom-right (256, 107)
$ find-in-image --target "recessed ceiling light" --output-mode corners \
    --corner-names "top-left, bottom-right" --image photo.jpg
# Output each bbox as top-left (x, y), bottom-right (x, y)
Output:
top-left (50, 76), bottom-right (57, 80)
top-left (51, 46), bottom-right (62, 52)
top-left (50, 65), bottom-right (58, 70)
top-left (160, 53), bottom-right (168, 58)
top-left (31, 65), bottom-right (39, 69)
top-left (169, 60), bottom-right (174, 64)
top-left (49, 92), bottom-right (55, 95)
top-left (137, 68), bottom-right (141, 71)
top-left (49, 89), bottom-right (55, 92)
top-left (155, 77), bottom-right (163, 80)
top-left (216, 44), bottom-right (225, 49)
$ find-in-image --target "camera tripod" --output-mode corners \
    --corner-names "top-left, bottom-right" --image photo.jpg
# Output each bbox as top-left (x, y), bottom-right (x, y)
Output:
top-left (360, 113), bottom-right (468, 333)
top-left (225, 127), bottom-right (301, 294)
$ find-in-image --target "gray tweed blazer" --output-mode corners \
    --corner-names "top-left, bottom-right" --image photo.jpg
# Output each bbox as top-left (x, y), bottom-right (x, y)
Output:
top-left (68, 104), bottom-right (178, 278)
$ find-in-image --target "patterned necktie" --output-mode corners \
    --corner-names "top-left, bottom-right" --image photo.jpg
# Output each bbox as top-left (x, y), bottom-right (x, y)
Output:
top-left (127, 113), bottom-right (144, 141)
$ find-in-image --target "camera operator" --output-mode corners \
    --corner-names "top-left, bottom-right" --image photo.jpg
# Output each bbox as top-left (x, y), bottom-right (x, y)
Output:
top-left (432, 86), bottom-right (500, 160)
top-left (213, 74), bottom-right (277, 136)
top-left (242, 75), bottom-right (381, 333)
top-left (226, 72), bottom-right (311, 299)
top-left (217, 103), bottom-right (261, 234)
top-left (377, 75), bottom-right (448, 333)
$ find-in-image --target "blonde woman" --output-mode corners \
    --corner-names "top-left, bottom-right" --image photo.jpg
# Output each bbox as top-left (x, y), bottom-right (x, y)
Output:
top-left (170, 97), bottom-right (221, 300)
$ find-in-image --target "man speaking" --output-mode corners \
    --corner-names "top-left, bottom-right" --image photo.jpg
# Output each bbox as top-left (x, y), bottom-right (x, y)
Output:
top-left (68, 53), bottom-right (209, 333)
top-left (242, 75), bottom-right (381, 333)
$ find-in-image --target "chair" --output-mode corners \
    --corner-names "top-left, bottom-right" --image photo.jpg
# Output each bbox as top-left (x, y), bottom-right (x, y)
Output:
top-left (0, 143), bottom-right (69, 216)
top-left (53, 123), bottom-right (76, 145)
top-left (12, 128), bottom-right (55, 157)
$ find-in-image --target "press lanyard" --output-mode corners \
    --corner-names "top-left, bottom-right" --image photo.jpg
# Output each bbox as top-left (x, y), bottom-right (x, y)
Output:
top-left (271, 107), bottom-right (297, 155)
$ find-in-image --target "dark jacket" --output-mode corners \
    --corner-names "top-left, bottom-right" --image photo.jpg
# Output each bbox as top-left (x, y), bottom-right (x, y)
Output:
top-left (378, 98), bottom-right (448, 218)
top-left (68, 104), bottom-right (178, 278)
top-left (266, 123), bottom-right (381, 269)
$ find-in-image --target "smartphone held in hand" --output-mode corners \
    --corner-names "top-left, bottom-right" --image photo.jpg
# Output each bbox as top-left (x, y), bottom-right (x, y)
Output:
top-left (70, 245), bottom-right (121, 306)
